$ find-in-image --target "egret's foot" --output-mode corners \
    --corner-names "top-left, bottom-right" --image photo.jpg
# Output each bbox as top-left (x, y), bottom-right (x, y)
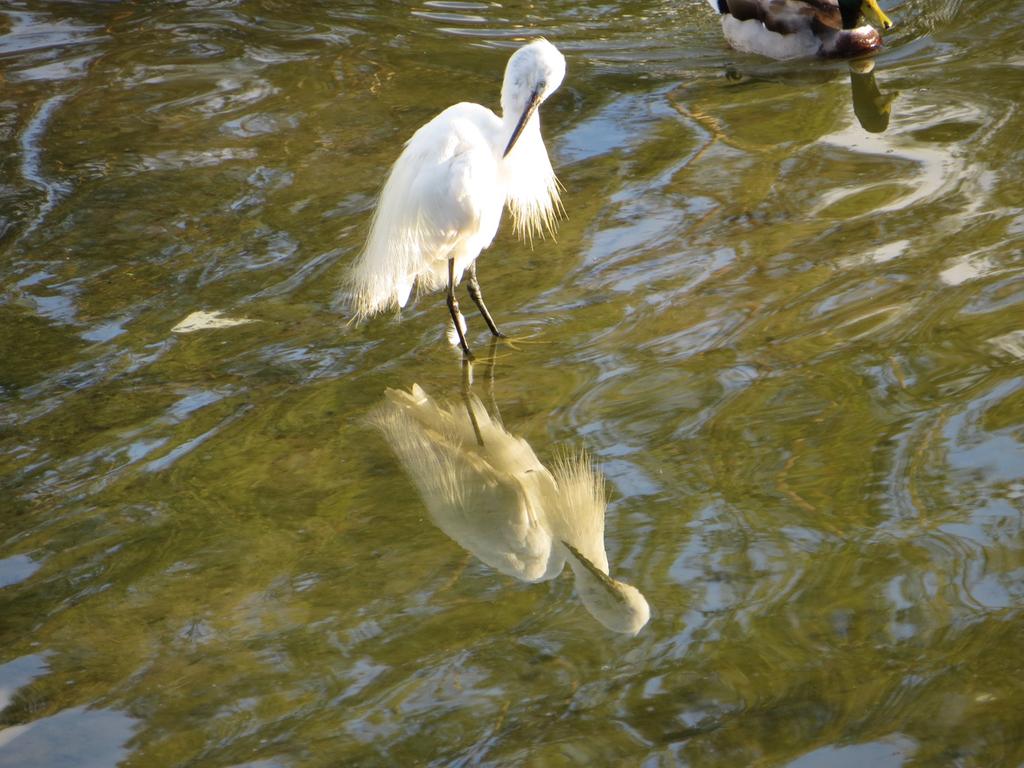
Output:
top-left (494, 330), bottom-right (549, 350)
top-left (474, 347), bottom-right (521, 363)
top-left (462, 341), bottom-right (516, 365)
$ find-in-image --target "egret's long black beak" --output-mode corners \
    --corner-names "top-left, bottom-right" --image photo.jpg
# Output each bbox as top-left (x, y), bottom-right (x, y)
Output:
top-left (503, 85), bottom-right (544, 158)
top-left (564, 541), bottom-right (625, 603)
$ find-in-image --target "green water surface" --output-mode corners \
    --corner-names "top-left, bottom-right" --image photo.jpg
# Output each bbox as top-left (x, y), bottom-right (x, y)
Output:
top-left (2, 1), bottom-right (1023, 765)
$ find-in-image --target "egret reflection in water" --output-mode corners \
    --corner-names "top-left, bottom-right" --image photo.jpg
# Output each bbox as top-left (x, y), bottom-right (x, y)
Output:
top-left (370, 384), bottom-right (650, 635)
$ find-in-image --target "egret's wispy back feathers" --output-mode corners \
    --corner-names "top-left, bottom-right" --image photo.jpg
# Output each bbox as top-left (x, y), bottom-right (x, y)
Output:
top-left (549, 449), bottom-right (609, 573)
top-left (347, 106), bottom-right (502, 321)
top-left (347, 145), bottom-right (438, 320)
top-left (505, 132), bottom-right (563, 242)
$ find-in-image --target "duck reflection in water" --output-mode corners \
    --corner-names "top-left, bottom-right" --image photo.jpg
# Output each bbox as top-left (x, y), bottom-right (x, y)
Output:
top-left (848, 58), bottom-right (897, 133)
top-left (713, 56), bottom-right (896, 134)
top-left (370, 383), bottom-right (650, 635)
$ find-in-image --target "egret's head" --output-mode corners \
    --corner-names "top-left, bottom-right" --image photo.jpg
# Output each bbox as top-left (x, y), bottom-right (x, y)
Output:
top-left (576, 574), bottom-right (651, 636)
top-left (501, 39), bottom-right (566, 157)
top-left (839, 0), bottom-right (893, 30)
top-left (564, 542), bottom-right (650, 636)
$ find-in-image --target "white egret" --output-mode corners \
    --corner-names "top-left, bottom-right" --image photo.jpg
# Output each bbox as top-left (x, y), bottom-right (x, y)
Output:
top-left (705, 0), bottom-right (893, 59)
top-left (347, 40), bottom-right (566, 358)
top-left (370, 384), bottom-right (650, 636)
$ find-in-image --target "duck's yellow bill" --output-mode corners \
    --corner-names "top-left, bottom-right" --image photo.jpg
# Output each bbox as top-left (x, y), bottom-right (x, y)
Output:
top-left (863, 0), bottom-right (894, 30)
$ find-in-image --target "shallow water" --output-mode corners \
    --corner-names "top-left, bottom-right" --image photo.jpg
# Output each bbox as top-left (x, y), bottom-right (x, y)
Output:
top-left (2, 1), bottom-right (1023, 765)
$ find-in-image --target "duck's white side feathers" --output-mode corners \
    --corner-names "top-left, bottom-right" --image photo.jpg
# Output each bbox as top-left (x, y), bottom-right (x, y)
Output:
top-left (721, 15), bottom-right (821, 59)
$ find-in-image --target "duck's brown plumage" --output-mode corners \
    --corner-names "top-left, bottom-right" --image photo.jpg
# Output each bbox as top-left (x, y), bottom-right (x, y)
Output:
top-left (715, 0), bottom-right (885, 58)
top-left (719, 0), bottom-right (848, 35)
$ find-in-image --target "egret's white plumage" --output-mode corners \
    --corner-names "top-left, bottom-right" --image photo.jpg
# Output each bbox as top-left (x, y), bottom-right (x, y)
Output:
top-left (348, 40), bottom-right (566, 354)
top-left (370, 384), bottom-right (650, 635)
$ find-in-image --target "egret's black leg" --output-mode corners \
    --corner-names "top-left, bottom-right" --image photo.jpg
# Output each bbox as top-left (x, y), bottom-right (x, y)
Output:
top-left (483, 336), bottom-right (502, 426)
top-left (460, 362), bottom-right (485, 447)
top-left (446, 257), bottom-right (473, 359)
top-left (466, 262), bottom-right (505, 339)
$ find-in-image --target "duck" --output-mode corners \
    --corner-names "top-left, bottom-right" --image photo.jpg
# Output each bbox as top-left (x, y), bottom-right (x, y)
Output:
top-left (705, 0), bottom-right (894, 60)
top-left (370, 383), bottom-right (651, 635)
